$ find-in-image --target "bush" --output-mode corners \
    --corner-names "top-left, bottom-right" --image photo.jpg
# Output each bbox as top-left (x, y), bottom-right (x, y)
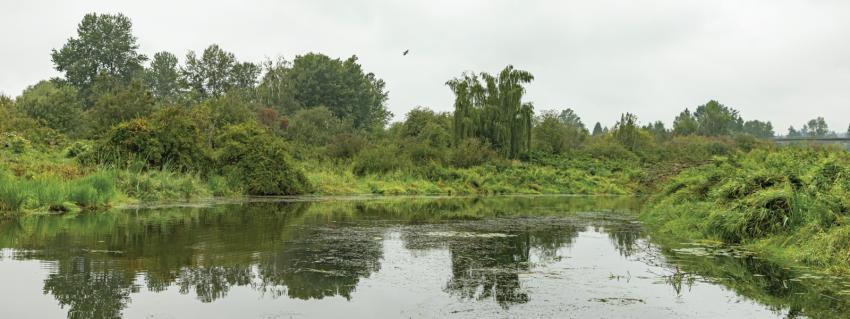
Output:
top-left (450, 138), bottom-right (497, 168)
top-left (216, 123), bottom-right (311, 195)
top-left (353, 144), bottom-right (411, 176)
top-left (0, 133), bottom-right (32, 154)
top-left (15, 80), bottom-right (84, 136)
top-left (64, 141), bottom-right (92, 158)
top-left (326, 133), bottom-right (367, 159)
top-left (84, 107), bottom-right (211, 171)
top-left (285, 107), bottom-right (352, 147)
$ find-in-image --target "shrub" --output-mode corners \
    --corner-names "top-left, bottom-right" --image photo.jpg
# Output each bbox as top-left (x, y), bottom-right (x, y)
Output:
top-left (353, 144), bottom-right (410, 176)
top-left (216, 123), bottom-right (311, 195)
top-left (15, 80), bottom-right (84, 136)
top-left (84, 107), bottom-right (211, 171)
top-left (326, 133), bottom-right (367, 159)
top-left (450, 138), bottom-right (497, 168)
top-left (0, 133), bottom-right (32, 154)
top-left (285, 107), bottom-right (352, 147)
top-left (64, 141), bottom-right (92, 158)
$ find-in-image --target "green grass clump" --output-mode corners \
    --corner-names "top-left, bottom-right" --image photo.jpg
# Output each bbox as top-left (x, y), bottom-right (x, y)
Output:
top-left (642, 146), bottom-right (850, 275)
top-left (68, 171), bottom-right (117, 207)
top-left (0, 177), bottom-right (28, 211)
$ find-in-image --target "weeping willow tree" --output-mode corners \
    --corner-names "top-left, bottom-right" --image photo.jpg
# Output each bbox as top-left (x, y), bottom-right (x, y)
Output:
top-left (446, 65), bottom-right (534, 159)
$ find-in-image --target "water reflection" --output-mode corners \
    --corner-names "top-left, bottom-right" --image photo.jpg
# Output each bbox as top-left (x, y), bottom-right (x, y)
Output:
top-left (0, 196), bottom-right (846, 319)
top-left (656, 242), bottom-right (850, 319)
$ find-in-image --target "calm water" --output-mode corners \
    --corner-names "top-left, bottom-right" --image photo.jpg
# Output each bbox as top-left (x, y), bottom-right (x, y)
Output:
top-left (0, 196), bottom-right (848, 318)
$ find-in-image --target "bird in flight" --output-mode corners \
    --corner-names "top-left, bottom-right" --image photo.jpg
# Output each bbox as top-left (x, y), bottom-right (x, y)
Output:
top-left (403, 49), bottom-right (409, 56)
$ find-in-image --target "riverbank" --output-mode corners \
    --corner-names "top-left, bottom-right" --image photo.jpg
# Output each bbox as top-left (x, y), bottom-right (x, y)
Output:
top-left (0, 149), bottom-right (642, 215)
top-left (641, 146), bottom-right (850, 275)
top-left (5, 138), bottom-right (849, 280)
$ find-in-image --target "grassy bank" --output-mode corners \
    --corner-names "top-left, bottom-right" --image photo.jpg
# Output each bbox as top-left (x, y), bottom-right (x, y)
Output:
top-left (0, 147), bottom-right (240, 215)
top-left (304, 157), bottom-right (641, 196)
top-left (642, 146), bottom-right (850, 275)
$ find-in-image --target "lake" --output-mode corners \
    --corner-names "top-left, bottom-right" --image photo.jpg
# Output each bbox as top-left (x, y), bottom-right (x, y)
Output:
top-left (0, 196), bottom-right (847, 318)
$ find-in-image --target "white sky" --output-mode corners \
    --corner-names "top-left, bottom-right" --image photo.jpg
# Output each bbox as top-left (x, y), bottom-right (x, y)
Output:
top-left (1, 0), bottom-right (849, 132)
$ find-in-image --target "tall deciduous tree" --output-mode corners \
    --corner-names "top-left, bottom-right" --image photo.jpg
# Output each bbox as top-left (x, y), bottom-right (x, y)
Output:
top-left (643, 120), bottom-right (669, 141)
top-left (181, 44), bottom-right (260, 99)
top-left (145, 51), bottom-right (181, 103)
top-left (447, 65), bottom-right (534, 159)
top-left (692, 100), bottom-right (742, 136)
top-left (742, 120), bottom-right (774, 138)
top-left (256, 58), bottom-right (301, 115)
top-left (612, 113), bottom-right (641, 151)
top-left (533, 110), bottom-right (587, 154)
top-left (672, 109), bottom-right (698, 136)
top-left (801, 117), bottom-right (829, 137)
top-left (788, 126), bottom-right (801, 138)
top-left (285, 53), bottom-right (390, 129)
top-left (51, 13), bottom-right (147, 102)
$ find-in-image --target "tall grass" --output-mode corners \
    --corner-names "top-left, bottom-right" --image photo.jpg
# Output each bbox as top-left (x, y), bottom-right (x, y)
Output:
top-left (0, 176), bottom-right (28, 211)
top-left (0, 170), bottom-right (119, 212)
top-left (642, 146), bottom-right (850, 274)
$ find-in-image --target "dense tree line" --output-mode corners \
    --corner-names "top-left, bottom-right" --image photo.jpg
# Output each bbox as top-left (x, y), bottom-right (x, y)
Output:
top-left (4, 11), bottom-right (844, 196)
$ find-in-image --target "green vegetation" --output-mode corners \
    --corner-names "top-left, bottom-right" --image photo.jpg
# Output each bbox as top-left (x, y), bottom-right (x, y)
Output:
top-left (3, 11), bottom-right (850, 279)
top-left (643, 146), bottom-right (850, 275)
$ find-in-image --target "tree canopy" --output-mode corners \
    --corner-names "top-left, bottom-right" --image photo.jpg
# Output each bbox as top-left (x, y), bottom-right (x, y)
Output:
top-left (447, 65), bottom-right (535, 159)
top-left (282, 53), bottom-right (390, 129)
top-left (51, 13), bottom-right (147, 101)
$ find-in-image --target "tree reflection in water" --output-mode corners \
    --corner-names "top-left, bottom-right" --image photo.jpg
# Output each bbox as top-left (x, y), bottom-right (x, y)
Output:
top-left (0, 196), bottom-right (650, 318)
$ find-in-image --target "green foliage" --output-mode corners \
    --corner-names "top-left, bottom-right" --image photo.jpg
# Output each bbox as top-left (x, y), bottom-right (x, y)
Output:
top-left (285, 106), bottom-right (352, 146)
top-left (797, 117), bottom-right (830, 137)
top-left (672, 108), bottom-right (698, 136)
top-left (285, 53), bottom-right (390, 129)
top-left (68, 171), bottom-right (118, 207)
top-left (591, 122), bottom-right (604, 136)
top-left (181, 44), bottom-right (260, 98)
top-left (0, 102), bottom-right (66, 149)
top-left (643, 121), bottom-right (669, 142)
top-left (255, 58), bottom-right (302, 115)
top-left (15, 80), bottom-right (84, 135)
top-left (611, 113), bottom-right (650, 152)
top-left (693, 100), bottom-right (743, 136)
top-left (145, 51), bottom-right (181, 103)
top-left (643, 147), bottom-right (850, 273)
top-left (0, 172), bottom-right (28, 211)
top-left (450, 138), bottom-right (498, 168)
top-left (674, 101), bottom-right (751, 137)
top-left (742, 120), bottom-right (774, 138)
top-left (532, 109), bottom-right (588, 154)
top-left (88, 77), bottom-right (156, 132)
top-left (116, 169), bottom-right (218, 201)
top-left (85, 106), bottom-right (210, 171)
top-left (64, 141), bottom-right (92, 158)
top-left (0, 170), bottom-right (118, 212)
top-left (447, 65), bottom-right (534, 159)
top-left (353, 144), bottom-right (411, 176)
top-left (215, 123), bottom-right (310, 195)
top-left (51, 13), bottom-right (146, 101)
top-left (0, 132), bottom-right (32, 154)
top-left (398, 107), bottom-right (453, 164)
top-left (325, 133), bottom-right (367, 159)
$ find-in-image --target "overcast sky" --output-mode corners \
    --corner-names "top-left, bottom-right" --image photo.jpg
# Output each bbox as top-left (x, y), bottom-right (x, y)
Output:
top-left (2, 0), bottom-right (849, 132)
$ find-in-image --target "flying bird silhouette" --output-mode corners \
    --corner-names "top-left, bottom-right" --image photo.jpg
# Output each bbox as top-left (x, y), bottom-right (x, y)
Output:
top-left (403, 49), bottom-right (409, 56)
